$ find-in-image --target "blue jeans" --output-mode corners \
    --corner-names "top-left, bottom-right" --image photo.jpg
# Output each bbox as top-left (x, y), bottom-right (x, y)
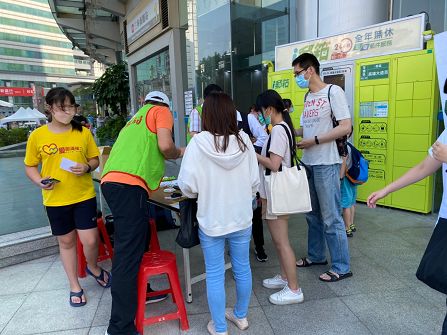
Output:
top-left (199, 227), bottom-right (252, 333)
top-left (305, 164), bottom-right (351, 274)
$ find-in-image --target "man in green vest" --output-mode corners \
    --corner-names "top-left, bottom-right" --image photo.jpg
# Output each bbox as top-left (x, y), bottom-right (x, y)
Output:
top-left (101, 91), bottom-right (185, 335)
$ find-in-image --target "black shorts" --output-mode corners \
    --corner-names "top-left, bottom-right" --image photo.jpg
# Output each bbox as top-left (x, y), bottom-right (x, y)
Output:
top-left (45, 197), bottom-right (97, 236)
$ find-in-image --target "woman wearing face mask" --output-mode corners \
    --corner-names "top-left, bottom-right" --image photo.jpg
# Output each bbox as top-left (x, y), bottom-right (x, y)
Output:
top-left (283, 99), bottom-right (294, 114)
top-left (24, 87), bottom-right (110, 308)
top-left (255, 89), bottom-right (304, 305)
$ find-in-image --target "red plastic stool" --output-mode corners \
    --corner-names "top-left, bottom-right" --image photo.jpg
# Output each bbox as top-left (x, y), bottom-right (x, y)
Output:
top-left (77, 216), bottom-right (114, 278)
top-left (77, 218), bottom-right (159, 278)
top-left (148, 218), bottom-right (160, 251)
top-left (135, 250), bottom-right (189, 333)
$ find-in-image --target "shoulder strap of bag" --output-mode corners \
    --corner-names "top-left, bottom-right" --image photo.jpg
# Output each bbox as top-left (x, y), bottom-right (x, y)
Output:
top-left (278, 123), bottom-right (308, 172)
top-left (265, 123), bottom-right (301, 176)
top-left (328, 84), bottom-right (333, 116)
top-left (327, 84), bottom-right (339, 127)
top-left (265, 135), bottom-right (273, 176)
top-left (279, 123), bottom-right (298, 167)
top-left (304, 90), bottom-right (310, 103)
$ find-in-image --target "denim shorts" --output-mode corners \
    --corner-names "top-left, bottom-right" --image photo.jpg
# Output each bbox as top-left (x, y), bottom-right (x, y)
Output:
top-left (45, 197), bottom-right (97, 236)
top-left (340, 177), bottom-right (357, 209)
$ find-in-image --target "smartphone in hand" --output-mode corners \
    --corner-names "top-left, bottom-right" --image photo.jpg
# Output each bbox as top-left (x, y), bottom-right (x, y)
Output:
top-left (41, 178), bottom-right (61, 185)
top-left (170, 192), bottom-right (182, 199)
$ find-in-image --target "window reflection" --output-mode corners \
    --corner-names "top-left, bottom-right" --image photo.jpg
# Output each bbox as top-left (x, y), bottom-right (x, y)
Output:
top-left (135, 48), bottom-right (171, 109)
top-left (196, 0), bottom-right (232, 101)
top-left (231, 0), bottom-right (289, 113)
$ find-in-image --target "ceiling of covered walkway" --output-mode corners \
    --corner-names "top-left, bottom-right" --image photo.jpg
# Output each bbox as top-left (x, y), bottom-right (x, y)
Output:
top-left (48, 0), bottom-right (125, 65)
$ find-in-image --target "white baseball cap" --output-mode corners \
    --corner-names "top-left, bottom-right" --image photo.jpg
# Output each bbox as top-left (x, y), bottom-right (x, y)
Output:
top-left (144, 91), bottom-right (170, 106)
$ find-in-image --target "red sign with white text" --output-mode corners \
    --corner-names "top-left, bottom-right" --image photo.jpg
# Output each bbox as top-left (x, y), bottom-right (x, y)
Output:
top-left (0, 87), bottom-right (35, 97)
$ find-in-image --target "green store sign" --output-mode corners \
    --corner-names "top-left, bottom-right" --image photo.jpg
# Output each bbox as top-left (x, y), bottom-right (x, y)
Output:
top-left (360, 63), bottom-right (389, 80)
top-left (272, 79), bottom-right (290, 90)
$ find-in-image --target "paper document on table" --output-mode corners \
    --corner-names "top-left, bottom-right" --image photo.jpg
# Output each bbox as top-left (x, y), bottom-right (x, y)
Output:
top-left (60, 157), bottom-right (78, 173)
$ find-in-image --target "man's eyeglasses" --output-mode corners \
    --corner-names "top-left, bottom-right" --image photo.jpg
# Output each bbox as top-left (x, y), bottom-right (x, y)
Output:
top-left (294, 68), bottom-right (308, 77)
top-left (54, 105), bottom-right (76, 112)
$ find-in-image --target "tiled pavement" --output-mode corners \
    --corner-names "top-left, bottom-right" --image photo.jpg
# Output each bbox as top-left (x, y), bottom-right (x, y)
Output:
top-left (0, 203), bottom-right (446, 335)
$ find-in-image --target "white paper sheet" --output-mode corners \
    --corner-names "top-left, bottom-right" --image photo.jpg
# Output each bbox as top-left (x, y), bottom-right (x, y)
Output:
top-left (60, 157), bottom-right (77, 173)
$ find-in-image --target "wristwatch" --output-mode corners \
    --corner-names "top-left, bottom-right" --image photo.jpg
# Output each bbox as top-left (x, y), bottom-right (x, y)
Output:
top-left (314, 136), bottom-right (320, 145)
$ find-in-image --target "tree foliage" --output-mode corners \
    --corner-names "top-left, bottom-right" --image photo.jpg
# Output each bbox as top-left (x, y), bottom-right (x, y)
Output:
top-left (72, 85), bottom-right (93, 97)
top-left (95, 116), bottom-right (126, 145)
top-left (92, 63), bottom-right (129, 116)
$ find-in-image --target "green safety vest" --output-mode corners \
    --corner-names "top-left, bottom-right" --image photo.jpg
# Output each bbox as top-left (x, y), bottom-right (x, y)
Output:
top-left (186, 105), bottom-right (202, 144)
top-left (102, 104), bottom-right (165, 191)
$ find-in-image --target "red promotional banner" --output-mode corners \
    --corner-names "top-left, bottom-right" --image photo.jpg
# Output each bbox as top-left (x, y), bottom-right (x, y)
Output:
top-left (0, 87), bottom-right (35, 97)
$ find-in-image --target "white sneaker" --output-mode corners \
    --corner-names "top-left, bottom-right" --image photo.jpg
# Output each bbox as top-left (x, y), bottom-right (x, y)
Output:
top-left (268, 285), bottom-right (304, 305)
top-left (207, 320), bottom-right (228, 335)
top-left (225, 308), bottom-right (249, 330)
top-left (262, 274), bottom-right (288, 289)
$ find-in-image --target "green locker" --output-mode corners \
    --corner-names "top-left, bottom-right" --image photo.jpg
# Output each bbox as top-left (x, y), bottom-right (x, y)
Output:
top-left (355, 49), bottom-right (438, 213)
top-left (266, 48), bottom-right (439, 213)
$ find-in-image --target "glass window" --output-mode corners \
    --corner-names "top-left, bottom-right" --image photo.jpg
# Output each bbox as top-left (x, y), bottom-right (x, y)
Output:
top-left (0, 32), bottom-right (72, 49)
top-left (230, 0), bottom-right (290, 113)
top-left (196, 0), bottom-right (232, 101)
top-left (135, 48), bottom-right (171, 109)
top-left (0, 62), bottom-right (75, 75)
top-left (1, 17), bottom-right (62, 34)
top-left (0, 47), bottom-right (74, 62)
top-left (1, 3), bottom-right (53, 19)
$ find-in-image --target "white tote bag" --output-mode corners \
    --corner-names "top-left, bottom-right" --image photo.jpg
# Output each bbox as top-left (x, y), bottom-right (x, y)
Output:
top-left (265, 124), bottom-right (312, 216)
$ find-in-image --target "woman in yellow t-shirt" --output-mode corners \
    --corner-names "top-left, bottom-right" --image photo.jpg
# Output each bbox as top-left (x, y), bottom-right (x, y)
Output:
top-left (24, 87), bottom-right (110, 307)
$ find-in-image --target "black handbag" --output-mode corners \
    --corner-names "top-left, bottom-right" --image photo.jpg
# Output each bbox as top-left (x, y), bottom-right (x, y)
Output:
top-left (175, 198), bottom-right (200, 248)
top-left (416, 217), bottom-right (447, 294)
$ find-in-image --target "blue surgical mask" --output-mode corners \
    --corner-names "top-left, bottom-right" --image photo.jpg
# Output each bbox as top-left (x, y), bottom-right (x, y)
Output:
top-left (289, 107), bottom-right (294, 113)
top-left (258, 113), bottom-right (265, 125)
top-left (295, 74), bottom-right (309, 89)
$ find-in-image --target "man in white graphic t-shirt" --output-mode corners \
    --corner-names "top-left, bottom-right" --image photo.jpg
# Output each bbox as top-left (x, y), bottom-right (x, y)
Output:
top-left (293, 53), bottom-right (353, 283)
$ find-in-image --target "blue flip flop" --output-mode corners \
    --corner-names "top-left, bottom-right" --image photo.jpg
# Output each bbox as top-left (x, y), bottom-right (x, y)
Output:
top-left (69, 289), bottom-right (86, 307)
top-left (86, 267), bottom-right (112, 288)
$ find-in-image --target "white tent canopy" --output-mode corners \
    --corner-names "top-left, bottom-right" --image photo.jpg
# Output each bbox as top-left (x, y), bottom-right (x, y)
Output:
top-left (29, 107), bottom-right (46, 119)
top-left (0, 100), bottom-right (14, 108)
top-left (0, 107), bottom-right (47, 124)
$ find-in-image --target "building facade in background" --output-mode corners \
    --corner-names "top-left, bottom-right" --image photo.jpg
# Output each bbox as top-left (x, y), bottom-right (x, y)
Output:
top-left (0, 0), bottom-right (105, 117)
top-left (48, 0), bottom-right (447, 145)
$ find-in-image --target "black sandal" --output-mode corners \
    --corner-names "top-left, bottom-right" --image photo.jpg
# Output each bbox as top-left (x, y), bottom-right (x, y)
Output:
top-left (319, 271), bottom-right (353, 282)
top-left (86, 267), bottom-right (112, 288)
top-left (296, 257), bottom-right (328, 268)
top-left (69, 289), bottom-right (86, 307)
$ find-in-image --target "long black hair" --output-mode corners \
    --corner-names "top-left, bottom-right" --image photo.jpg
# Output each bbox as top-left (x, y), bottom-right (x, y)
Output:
top-left (45, 87), bottom-right (82, 132)
top-left (256, 89), bottom-right (296, 150)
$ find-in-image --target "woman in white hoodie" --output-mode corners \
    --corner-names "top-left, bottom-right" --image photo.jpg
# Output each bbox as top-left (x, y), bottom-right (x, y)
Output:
top-left (178, 92), bottom-right (259, 335)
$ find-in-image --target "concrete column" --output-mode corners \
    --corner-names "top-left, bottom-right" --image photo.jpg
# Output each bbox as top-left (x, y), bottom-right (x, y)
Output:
top-left (169, 27), bottom-right (188, 146)
top-left (318, 0), bottom-right (389, 37)
top-left (296, 0), bottom-right (389, 41)
top-left (296, 0), bottom-right (319, 41)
